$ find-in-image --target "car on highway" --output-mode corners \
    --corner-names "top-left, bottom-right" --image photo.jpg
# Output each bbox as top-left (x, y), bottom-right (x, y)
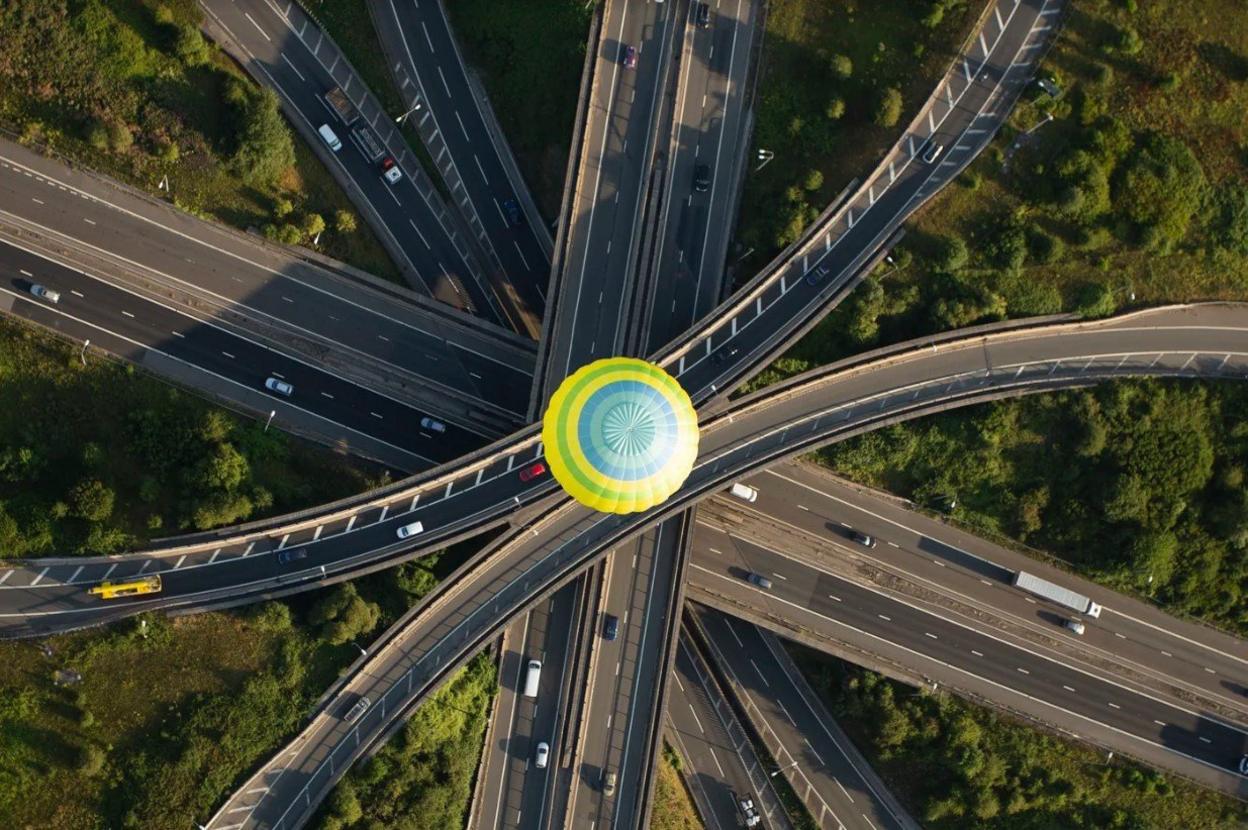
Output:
top-left (734, 792), bottom-right (762, 827)
top-left (746, 572), bottom-right (773, 590)
top-left (502, 198), bottom-right (524, 227)
top-left (396, 521), bottom-right (424, 539)
top-left (693, 163), bottom-right (712, 192)
top-left (730, 482), bottom-right (758, 502)
top-left (623, 45), bottom-right (638, 69)
top-left (921, 139), bottom-right (945, 164)
top-left (602, 613), bottom-right (619, 641)
top-left (28, 284), bottom-right (60, 304)
top-left (711, 345), bottom-right (740, 364)
top-left (602, 770), bottom-right (617, 796)
top-left (519, 461), bottom-right (547, 482)
top-left (850, 530), bottom-right (877, 548)
top-left (264, 377), bottom-right (294, 397)
top-left (420, 416), bottom-right (447, 433)
top-left (1063, 618), bottom-right (1086, 636)
top-left (804, 264), bottom-right (831, 286)
top-left (381, 157), bottom-right (402, 185)
top-left (696, 2), bottom-right (711, 28)
top-left (343, 696), bottom-right (370, 723)
top-left (535, 741), bottom-right (550, 769)
top-left (318, 123), bottom-right (343, 152)
top-left (1240, 755), bottom-right (1248, 776)
top-left (276, 548), bottom-right (307, 565)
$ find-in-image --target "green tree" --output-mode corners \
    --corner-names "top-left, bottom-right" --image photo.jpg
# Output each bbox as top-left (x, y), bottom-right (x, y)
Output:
top-left (86, 119), bottom-right (109, 150)
top-left (77, 743), bottom-right (107, 777)
top-left (0, 503), bottom-right (21, 558)
top-left (189, 442), bottom-right (249, 492)
top-left (174, 24), bottom-right (210, 67)
top-left (825, 95), bottom-right (846, 120)
top-left (930, 234), bottom-right (969, 271)
top-left (1074, 281), bottom-right (1116, 318)
top-left (334, 209), bottom-right (357, 234)
top-left (1115, 134), bottom-right (1207, 249)
top-left (922, 1), bottom-right (946, 28)
top-left (873, 87), bottom-right (903, 128)
top-left (231, 88), bottom-right (295, 187)
top-left (70, 479), bottom-right (115, 522)
top-left (273, 198), bottom-right (294, 220)
top-left (309, 583), bottom-right (381, 645)
top-left (322, 781), bottom-right (363, 830)
top-left (830, 54), bottom-right (853, 79)
top-left (107, 121), bottom-right (132, 152)
top-left (802, 169), bottom-right (824, 192)
top-left (301, 212), bottom-right (326, 239)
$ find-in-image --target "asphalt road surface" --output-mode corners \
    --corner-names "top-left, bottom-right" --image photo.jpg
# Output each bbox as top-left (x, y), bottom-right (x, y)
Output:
top-left (374, 0), bottom-right (552, 314)
top-left (0, 140), bottom-right (535, 419)
top-left (687, 528), bottom-right (1248, 798)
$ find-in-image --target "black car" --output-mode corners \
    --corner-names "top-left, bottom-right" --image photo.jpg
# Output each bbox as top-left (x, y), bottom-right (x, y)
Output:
top-left (693, 163), bottom-right (712, 193)
top-left (602, 613), bottom-right (620, 641)
top-left (502, 198), bottom-right (524, 227)
top-left (695, 2), bottom-right (711, 28)
top-left (850, 531), bottom-right (878, 549)
top-left (276, 548), bottom-right (308, 565)
top-left (711, 345), bottom-right (740, 364)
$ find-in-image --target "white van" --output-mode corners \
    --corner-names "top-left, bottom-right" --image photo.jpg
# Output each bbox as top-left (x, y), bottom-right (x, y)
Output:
top-left (523, 659), bottom-right (542, 698)
top-left (730, 482), bottom-right (758, 503)
top-left (318, 124), bottom-right (342, 152)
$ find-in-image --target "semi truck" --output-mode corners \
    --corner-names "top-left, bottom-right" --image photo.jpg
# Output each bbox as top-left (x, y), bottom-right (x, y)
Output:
top-left (1012, 571), bottom-right (1102, 618)
top-left (88, 575), bottom-right (162, 600)
top-left (323, 87), bottom-right (358, 125)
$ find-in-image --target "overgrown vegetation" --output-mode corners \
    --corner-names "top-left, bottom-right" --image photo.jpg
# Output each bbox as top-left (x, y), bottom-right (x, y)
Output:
top-left (650, 743), bottom-right (704, 830)
top-left (0, 551), bottom-right (445, 830)
top-left (313, 650), bottom-right (496, 830)
top-left (817, 380), bottom-right (1248, 634)
top-left (0, 320), bottom-right (386, 556)
top-left (736, 0), bottom-right (978, 274)
top-left (794, 647), bottom-right (1248, 829)
top-left (0, 0), bottom-right (396, 278)
top-left (447, 0), bottom-right (593, 219)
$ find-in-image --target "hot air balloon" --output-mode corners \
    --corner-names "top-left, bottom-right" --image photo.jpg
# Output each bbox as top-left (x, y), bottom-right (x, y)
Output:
top-left (541, 357), bottom-right (698, 514)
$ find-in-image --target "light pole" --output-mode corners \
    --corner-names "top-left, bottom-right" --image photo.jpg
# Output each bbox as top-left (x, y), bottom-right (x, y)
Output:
top-left (79, 339), bottom-right (89, 366)
top-left (1024, 111), bottom-right (1054, 136)
top-left (351, 643), bottom-right (367, 658)
top-left (264, 409), bottom-right (276, 432)
top-left (1112, 282), bottom-right (1136, 303)
top-left (770, 759), bottom-right (800, 777)
top-left (396, 97), bottom-right (423, 125)
top-left (755, 148), bottom-right (775, 171)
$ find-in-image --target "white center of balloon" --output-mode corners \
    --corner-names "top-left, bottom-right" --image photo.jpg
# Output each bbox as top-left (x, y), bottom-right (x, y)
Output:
top-left (601, 401), bottom-right (657, 456)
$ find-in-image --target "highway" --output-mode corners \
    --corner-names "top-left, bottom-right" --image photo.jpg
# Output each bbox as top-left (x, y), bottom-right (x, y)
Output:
top-left (704, 464), bottom-right (1248, 720)
top-left (0, 140), bottom-right (535, 424)
top-left (692, 605), bottom-right (921, 830)
top-left (668, 624), bottom-right (795, 830)
top-left (532, 0), bottom-right (678, 405)
top-left (201, 0), bottom-right (505, 321)
top-left (192, 305), bottom-right (1248, 829)
top-left (373, 0), bottom-right (552, 318)
top-left (685, 525), bottom-right (1248, 798)
top-left (646, 0), bottom-right (760, 350)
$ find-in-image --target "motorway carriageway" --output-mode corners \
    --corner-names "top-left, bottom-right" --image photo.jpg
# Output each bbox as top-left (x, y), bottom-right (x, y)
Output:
top-left (687, 527), bottom-right (1248, 792)
top-left (0, 242), bottom-right (488, 464)
top-left (0, 144), bottom-right (535, 416)
top-left (711, 466), bottom-right (1248, 715)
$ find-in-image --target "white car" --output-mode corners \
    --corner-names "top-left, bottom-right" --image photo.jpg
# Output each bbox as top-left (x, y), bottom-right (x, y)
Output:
top-left (29, 284), bottom-right (60, 304)
top-left (1239, 755), bottom-right (1248, 776)
top-left (264, 377), bottom-right (293, 396)
top-left (534, 741), bottom-right (549, 769)
top-left (381, 157), bottom-right (402, 185)
top-left (396, 521), bottom-right (424, 539)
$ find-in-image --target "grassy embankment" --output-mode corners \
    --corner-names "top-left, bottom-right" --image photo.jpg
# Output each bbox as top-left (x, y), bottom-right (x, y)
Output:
top-left (0, 0), bottom-right (397, 278)
top-left (651, 743), bottom-right (705, 830)
top-left (0, 555), bottom-right (451, 830)
top-left (446, 0), bottom-right (594, 220)
top-left (793, 646), bottom-right (1248, 829)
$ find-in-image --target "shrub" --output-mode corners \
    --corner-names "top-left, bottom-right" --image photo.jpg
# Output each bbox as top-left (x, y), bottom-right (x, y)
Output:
top-left (1073, 281), bottom-right (1116, 318)
top-left (86, 120), bottom-right (109, 150)
top-left (1027, 227), bottom-right (1065, 264)
top-left (930, 234), bottom-right (969, 272)
top-left (334, 209), bottom-right (357, 234)
top-left (70, 479), bottom-right (115, 522)
top-left (825, 96), bottom-right (846, 120)
top-left (1114, 133), bottom-right (1207, 249)
top-left (922, 2), bottom-right (946, 28)
top-left (273, 198), bottom-right (294, 220)
top-left (77, 743), bottom-right (107, 777)
top-left (231, 88), bottom-right (295, 187)
top-left (829, 54), bottom-right (853, 79)
top-left (107, 121), bottom-right (133, 153)
top-left (301, 212), bottom-right (326, 239)
top-left (174, 24), bottom-right (210, 68)
top-left (873, 87), bottom-right (903, 128)
top-left (802, 169), bottom-right (824, 192)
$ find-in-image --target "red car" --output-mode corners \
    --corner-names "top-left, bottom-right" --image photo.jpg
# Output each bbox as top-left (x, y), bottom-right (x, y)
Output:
top-left (519, 461), bottom-right (547, 483)
top-left (623, 45), bottom-right (638, 69)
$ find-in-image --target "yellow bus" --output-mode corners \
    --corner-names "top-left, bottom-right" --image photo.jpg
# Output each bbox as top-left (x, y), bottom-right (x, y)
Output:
top-left (87, 575), bottom-right (162, 600)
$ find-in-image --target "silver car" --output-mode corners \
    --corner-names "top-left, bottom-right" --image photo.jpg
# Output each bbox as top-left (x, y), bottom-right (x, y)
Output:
top-left (29, 284), bottom-right (60, 303)
top-left (265, 376), bottom-right (293, 396)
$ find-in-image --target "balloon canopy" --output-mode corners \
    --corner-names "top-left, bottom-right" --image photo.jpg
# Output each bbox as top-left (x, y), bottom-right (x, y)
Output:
top-left (541, 358), bottom-right (698, 514)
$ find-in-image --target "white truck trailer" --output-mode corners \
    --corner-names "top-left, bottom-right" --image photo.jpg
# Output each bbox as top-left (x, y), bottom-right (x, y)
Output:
top-left (1012, 571), bottom-right (1102, 617)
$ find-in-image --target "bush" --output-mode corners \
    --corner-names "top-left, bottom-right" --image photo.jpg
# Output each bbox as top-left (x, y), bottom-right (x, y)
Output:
top-left (301, 213), bottom-right (326, 239)
top-left (825, 96), bottom-right (846, 120)
top-left (174, 24), bottom-right (210, 68)
top-left (930, 234), bottom-right (969, 272)
top-left (829, 54), bottom-right (853, 79)
top-left (86, 120), bottom-right (109, 150)
top-left (107, 121), bottom-right (133, 153)
top-left (873, 86), bottom-right (903, 128)
top-left (76, 743), bottom-right (107, 777)
top-left (802, 169), bottom-right (824, 192)
top-left (231, 88), bottom-right (295, 187)
top-left (1114, 133), bottom-right (1207, 249)
top-left (308, 583), bottom-right (381, 646)
top-left (1073, 281), bottom-right (1116, 318)
top-left (1027, 227), bottom-right (1065, 264)
top-left (70, 479), bottom-right (115, 522)
top-left (334, 209), bottom-right (357, 234)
